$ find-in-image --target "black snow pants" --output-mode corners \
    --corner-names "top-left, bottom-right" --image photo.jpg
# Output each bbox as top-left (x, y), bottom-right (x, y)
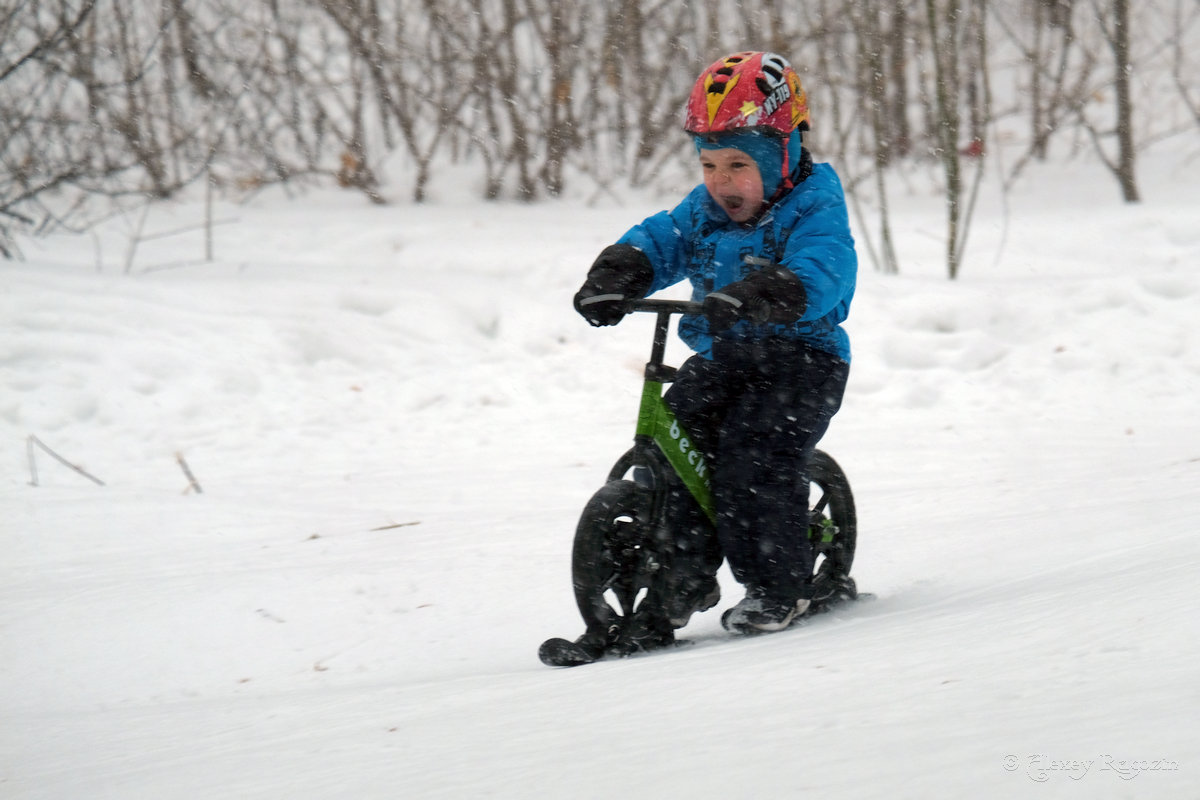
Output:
top-left (662, 337), bottom-right (850, 603)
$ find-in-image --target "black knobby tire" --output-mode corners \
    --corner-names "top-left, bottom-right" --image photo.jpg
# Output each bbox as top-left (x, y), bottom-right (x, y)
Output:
top-left (807, 449), bottom-right (857, 592)
top-left (571, 479), bottom-right (663, 637)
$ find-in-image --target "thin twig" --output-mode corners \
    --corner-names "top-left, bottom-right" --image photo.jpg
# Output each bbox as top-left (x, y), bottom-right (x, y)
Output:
top-left (369, 521), bottom-right (421, 531)
top-left (123, 204), bottom-right (152, 275)
top-left (175, 452), bottom-right (203, 494)
top-left (26, 435), bottom-right (106, 486)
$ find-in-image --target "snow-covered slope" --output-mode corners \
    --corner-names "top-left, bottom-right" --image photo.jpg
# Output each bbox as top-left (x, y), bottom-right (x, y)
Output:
top-left (2, 155), bottom-right (1199, 799)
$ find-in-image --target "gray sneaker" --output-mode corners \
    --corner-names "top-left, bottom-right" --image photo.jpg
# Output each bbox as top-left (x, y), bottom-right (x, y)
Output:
top-left (721, 587), bottom-right (811, 633)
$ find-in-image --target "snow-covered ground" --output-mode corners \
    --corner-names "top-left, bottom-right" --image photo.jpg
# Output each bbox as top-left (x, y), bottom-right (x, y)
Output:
top-left (3, 151), bottom-right (1199, 799)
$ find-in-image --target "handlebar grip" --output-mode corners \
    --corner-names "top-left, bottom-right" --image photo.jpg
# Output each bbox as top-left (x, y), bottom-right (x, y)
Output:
top-left (578, 293), bottom-right (628, 307)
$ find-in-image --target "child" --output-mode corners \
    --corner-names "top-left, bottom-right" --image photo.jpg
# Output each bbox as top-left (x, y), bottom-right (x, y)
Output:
top-left (573, 51), bottom-right (857, 634)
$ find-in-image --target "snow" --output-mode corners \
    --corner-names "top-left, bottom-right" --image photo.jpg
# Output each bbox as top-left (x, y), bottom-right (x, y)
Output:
top-left (2, 153), bottom-right (1199, 799)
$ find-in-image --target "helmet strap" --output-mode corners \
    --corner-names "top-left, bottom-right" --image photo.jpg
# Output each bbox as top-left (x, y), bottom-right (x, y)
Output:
top-left (778, 138), bottom-right (793, 195)
top-left (767, 145), bottom-right (813, 205)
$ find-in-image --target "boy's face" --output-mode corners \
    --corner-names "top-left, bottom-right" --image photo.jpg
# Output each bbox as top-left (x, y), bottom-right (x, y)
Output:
top-left (699, 147), bottom-right (765, 223)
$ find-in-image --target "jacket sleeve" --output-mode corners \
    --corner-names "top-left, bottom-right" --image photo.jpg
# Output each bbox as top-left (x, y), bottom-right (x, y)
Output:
top-left (614, 187), bottom-right (705, 294)
top-left (778, 165), bottom-right (857, 322)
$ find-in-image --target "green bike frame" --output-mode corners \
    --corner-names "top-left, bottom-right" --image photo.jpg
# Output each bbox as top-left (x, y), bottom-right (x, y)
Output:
top-left (635, 380), bottom-right (715, 522)
top-left (626, 299), bottom-right (716, 523)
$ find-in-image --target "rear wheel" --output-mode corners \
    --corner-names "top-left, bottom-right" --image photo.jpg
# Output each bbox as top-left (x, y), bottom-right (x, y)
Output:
top-left (806, 450), bottom-right (858, 602)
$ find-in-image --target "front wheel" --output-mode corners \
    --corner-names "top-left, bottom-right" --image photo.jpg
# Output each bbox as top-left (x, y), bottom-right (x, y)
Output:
top-left (571, 480), bottom-right (673, 652)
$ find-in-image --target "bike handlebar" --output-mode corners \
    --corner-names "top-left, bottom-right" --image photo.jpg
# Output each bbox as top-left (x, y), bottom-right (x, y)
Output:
top-left (625, 298), bottom-right (704, 316)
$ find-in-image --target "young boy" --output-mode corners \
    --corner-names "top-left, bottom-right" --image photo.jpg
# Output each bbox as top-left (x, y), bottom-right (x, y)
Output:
top-left (573, 51), bottom-right (857, 634)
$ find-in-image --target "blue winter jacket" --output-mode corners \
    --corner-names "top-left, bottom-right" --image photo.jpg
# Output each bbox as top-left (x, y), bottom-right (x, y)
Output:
top-left (617, 159), bottom-right (857, 362)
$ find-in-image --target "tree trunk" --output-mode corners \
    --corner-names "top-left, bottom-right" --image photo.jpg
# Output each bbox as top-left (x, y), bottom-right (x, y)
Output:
top-left (925, 0), bottom-right (963, 279)
top-left (1111, 0), bottom-right (1140, 202)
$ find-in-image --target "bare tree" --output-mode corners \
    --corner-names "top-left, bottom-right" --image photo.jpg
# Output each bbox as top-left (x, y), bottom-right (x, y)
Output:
top-left (886, 1), bottom-right (914, 159)
top-left (1169, 0), bottom-right (1200, 129)
top-left (319, 1), bottom-right (439, 202)
top-left (525, 0), bottom-right (586, 196)
top-left (853, 0), bottom-right (901, 274)
top-left (1102, 0), bottom-right (1140, 201)
top-left (0, 0), bottom-right (225, 257)
top-left (5, 0), bottom-right (1197, 269)
top-left (992, 0), bottom-right (1097, 191)
top-left (1, 1), bottom-right (102, 255)
top-left (1076, 0), bottom-right (1140, 202)
top-left (924, 0), bottom-right (965, 279)
top-left (1169, 0), bottom-right (1200, 130)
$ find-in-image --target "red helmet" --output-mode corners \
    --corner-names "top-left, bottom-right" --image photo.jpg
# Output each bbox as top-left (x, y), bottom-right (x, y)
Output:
top-left (683, 51), bottom-right (810, 137)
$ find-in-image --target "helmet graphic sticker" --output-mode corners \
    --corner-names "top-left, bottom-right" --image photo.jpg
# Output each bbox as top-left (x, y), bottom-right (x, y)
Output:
top-left (684, 51), bottom-right (810, 137)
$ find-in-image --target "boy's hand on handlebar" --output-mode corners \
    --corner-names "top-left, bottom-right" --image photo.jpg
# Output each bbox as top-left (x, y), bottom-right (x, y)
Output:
top-left (703, 286), bottom-right (770, 331)
top-left (574, 244), bottom-right (654, 327)
top-left (703, 264), bottom-right (808, 332)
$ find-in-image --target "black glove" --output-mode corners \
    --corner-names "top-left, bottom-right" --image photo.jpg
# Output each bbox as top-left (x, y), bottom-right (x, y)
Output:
top-left (702, 264), bottom-right (808, 332)
top-left (574, 244), bottom-right (655, 327)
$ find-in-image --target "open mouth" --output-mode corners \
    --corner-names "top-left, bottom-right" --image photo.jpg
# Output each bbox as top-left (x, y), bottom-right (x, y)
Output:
top-left (721, 195), bottom-right (745, 212)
